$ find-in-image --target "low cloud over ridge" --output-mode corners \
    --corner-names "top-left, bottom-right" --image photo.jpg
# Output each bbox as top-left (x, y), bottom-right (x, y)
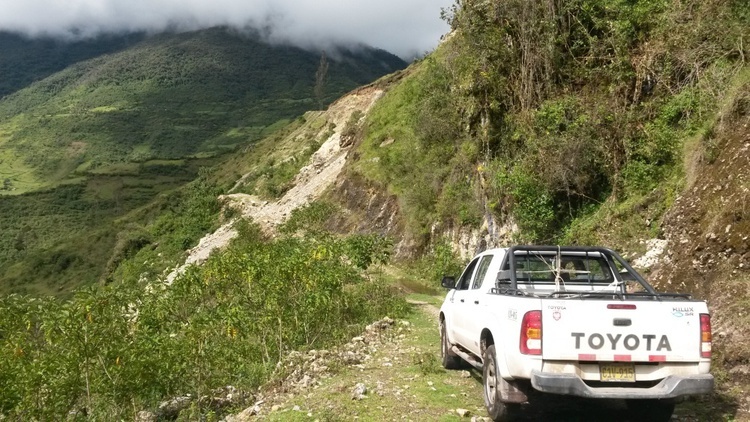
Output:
top-left (0, 0), bottom-right (451, 59)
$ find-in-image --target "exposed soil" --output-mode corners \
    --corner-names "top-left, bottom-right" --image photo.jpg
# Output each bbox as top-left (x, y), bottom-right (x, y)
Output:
top-left (165, 86), bottom-right (384, 282)
top-left (651, 105), bottom-right (750, 417)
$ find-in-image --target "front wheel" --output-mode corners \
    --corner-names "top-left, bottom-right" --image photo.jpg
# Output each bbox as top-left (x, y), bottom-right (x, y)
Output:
top-left (626, 399), bottom-right (675, 422)
top-left (482, 344), bottom-right (520, 421)
top-left (440, 320), bottom-right (462, 369)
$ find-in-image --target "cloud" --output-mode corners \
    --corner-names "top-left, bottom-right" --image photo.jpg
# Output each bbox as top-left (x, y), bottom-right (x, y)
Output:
top-left (0, 0), bottom-right (452, 58)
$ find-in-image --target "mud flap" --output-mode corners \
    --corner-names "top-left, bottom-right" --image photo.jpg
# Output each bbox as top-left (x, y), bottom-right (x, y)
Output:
top-left (498, 377), bottom-right (528, 403)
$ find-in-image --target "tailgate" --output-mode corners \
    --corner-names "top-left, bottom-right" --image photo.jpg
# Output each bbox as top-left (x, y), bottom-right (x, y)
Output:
top-left (541, 299), bottom-right (705, 362)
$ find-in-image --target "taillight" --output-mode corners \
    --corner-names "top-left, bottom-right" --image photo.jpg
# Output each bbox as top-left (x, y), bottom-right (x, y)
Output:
top-left (520, 310), bottom-right (542, 355)
top-left (700, 313), bottom-right (712, 359)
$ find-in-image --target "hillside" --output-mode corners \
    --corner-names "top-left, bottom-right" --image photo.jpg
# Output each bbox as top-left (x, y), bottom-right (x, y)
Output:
top-left (0, 27), bottom-right (405, 294)
top-left (0, 31), bottom-right (147, 100)
top-left (2, 0), bottom-right (750, 420)
top-left (0, 27), bottom-right (405, 194)
top-left (219, 0), bottom-right (748, 416)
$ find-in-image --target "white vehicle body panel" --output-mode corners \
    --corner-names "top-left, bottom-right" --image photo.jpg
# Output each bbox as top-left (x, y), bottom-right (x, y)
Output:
top-left (438, 246), bottom-right (713, 402)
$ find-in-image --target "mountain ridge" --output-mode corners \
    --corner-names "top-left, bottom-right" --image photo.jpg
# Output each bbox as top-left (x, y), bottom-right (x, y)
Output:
top-left (0, 26), bottom-right (406, 294)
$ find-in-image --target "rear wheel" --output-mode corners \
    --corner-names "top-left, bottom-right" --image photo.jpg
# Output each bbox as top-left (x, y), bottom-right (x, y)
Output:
top-left (626, 398), bottom-right (675, 422)
top-left (482, 344), bottom-right (520, 421)
top-left (440, 320), bottom-right (462, 369)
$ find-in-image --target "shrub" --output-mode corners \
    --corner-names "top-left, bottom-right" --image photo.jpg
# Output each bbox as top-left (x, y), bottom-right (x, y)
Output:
top-left (0, 222), bottom-right (406, 419)
top-left (492, 167), bottom-right (556, 243)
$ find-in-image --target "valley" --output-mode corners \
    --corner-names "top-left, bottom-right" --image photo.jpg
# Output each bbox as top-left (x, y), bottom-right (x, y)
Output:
top-left (0, 27), bottom-right (405, 294)
top-left (1, 0), bottom-right (750, 420)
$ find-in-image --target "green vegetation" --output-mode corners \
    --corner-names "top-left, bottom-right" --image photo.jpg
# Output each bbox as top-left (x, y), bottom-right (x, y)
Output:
top-left (341, 1), bottom-right (750, 413)
top-left (0, 27), bottom-right (405, 294)
top-left (0, 215), bottom-right (406, 419)
top-left (0, 160), bottom-right (217, 295)
top-left (0, 31), bottom-right (147, 99)
top-left (0, 27), bottom-right (405, 193)
top-left (354, 0), bottom-right (749, 248)
top-left (2, 0), bottom-right (749, 418)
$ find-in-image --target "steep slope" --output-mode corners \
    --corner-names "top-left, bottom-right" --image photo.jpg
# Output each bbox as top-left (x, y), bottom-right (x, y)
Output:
top-left (0, 27), bottom-right (406, 294)
top-left (295, 0), bottom-right (750, 412)
top-left (165, 83), bottom-right (389, 282)
top-left (0, 26), bottom-right (406, 193)
top-left (652, 83), bottom-right (750, 399)
top-left (3, 0), bottom-right (749, 418)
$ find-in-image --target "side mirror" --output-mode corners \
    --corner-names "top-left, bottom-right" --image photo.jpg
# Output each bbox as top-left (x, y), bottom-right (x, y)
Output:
top-left (441, 276), bottom-right (456, 289)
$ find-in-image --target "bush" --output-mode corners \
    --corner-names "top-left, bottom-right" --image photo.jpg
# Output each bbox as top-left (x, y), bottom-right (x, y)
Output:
top-left (417, 239), bottom-right (465, 284)
top-left (492, 166), bottom-right (556, 243)
top-left (0, 222), bottom-right (407, 419)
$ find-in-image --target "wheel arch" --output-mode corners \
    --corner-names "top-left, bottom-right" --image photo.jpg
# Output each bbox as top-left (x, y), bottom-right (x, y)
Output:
top-left (480, 327), bottom-right (513, 380)
top-left (480, 328), bottom-right (494, 356)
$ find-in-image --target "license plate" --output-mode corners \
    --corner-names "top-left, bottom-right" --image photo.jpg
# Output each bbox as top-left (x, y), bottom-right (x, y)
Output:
top-left (600, 363), bottom-right (636, 382)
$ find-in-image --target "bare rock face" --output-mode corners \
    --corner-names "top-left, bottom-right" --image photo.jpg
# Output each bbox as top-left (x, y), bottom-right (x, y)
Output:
top-left (328, 175), bottom-right (406, 251)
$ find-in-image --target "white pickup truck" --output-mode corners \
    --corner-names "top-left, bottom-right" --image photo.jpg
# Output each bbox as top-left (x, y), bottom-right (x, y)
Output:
top-left (439, 245), bottom-right (713, 421)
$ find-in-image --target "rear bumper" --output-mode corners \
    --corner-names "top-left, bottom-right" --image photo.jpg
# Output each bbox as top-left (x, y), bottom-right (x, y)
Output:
top-left (530, 370), bottom-right (714, 399)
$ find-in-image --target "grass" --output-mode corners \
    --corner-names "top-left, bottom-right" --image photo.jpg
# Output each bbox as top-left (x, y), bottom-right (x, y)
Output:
top-left (0, 27), bottom-right (406, 295)
top-left (261, 297), bottom-right (485, 421)
top-left (0, 148), bottom-right (45, 194)
top-left (353, 66), bottom-right (422, 189)
top-left (254, 263), bottom-right (750, 421)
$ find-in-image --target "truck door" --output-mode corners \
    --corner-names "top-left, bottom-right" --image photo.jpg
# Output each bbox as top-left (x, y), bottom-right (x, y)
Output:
top-left (449, 257), bottom-right (479, 347)
top-left (462, 254), bottom-right (496, 355)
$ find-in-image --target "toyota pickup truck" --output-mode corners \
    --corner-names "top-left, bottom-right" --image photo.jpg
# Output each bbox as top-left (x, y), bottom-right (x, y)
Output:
top-left (439, 246), bottom-right (713, 421)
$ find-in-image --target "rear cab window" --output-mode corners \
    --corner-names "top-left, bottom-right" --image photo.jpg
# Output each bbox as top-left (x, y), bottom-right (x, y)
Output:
top-left (503, 253), bottom-right (615, 285)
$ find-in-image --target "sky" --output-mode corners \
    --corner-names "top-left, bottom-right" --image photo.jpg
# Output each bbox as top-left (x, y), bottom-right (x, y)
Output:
top-left (0, 0), bottom-right (454, 59)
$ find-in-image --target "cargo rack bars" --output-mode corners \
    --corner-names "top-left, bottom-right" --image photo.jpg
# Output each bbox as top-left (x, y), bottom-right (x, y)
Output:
top-left (493, 245), bottom-right (692, 301)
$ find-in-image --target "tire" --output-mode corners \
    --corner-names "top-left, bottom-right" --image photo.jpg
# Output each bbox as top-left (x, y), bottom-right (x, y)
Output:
top-left (440, 320), bottom-right (462, 369)
top-left (482, 344), bottom-right (520, 421)
top-left (625, 398), bottom-right (675, 422)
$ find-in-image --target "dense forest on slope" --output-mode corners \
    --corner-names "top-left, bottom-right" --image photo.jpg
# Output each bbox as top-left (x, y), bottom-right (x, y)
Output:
top-left (0, 27), bottom-right (405, 193)
top-left (352, 0), bottom-right (749, 248)
top-left (0, 31), bottom-right (147, 99)
top-left (0, 27), bottom-right (405, 294)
